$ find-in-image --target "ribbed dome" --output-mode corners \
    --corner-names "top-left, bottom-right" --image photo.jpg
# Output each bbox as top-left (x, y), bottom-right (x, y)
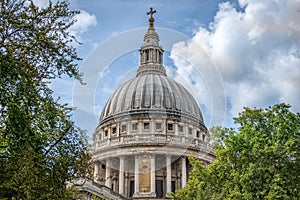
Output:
top-left (100, 73), bottom-right (204, 124)
top-left (99, 11), bottom-right (204, 126)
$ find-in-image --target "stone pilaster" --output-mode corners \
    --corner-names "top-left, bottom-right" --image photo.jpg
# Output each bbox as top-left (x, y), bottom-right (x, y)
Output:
top-left (119, 156), bottom-right (125, 194)
top-left (166, 155), bottom-right (171, 194)
top-left (134, 155), bottom-right (139, 196)
top-left (150, 155), bottom-right (156, 196)
top-left (94, 161), bottom-right (99, 182)
top-left (181, 157), bottom-right (186, 187)
top-left (105, 159), bottom-right (111, 188)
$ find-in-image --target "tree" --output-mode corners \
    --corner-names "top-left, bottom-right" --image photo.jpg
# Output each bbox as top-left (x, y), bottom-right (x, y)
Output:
top-left (0, 0), bottom-right (90, 199)
top-left (172, 103), bottom-right (300, 200)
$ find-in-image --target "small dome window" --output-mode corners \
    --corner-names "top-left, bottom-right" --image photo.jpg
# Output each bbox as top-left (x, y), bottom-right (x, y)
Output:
top-left (132, 123), bottom-right (138, 131)
top-left (167, 123), bottom-right (174, 131)
top-left (144, 122), bottom-right (150, 130)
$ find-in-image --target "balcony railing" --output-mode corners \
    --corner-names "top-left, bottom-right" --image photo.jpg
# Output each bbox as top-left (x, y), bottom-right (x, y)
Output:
top-left (92, 134), bottom-right (214, 154)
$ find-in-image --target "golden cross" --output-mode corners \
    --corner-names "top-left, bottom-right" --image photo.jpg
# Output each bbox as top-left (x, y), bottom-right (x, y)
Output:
top-left (147, 7), bottom-right (156, 18)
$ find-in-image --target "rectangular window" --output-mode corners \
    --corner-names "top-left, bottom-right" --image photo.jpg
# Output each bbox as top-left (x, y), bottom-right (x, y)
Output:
top-left (167, 123), bottom-right (173, 131)
top-left (104, 130), bottom-right (108, 137)
top-left (144, 122), bottom-right (149, 130)
top-left (189, 128), bottom-right (192, 135)
top-left (196, 131), bottom-right (200, 138)
top-left (171, 180), bottom-right (176, 193)
top-left (121, 124), bottom-right (127, 133)
top-left (155, 122), bottom-right (161, 130)
top-left (130, 181), bottom-right (134, 197)
top-left (132, 123), bottom-right (138, 131)
top-left (178, 125), bottom-right (183, 132)
top-left (146, 50), bottom-right (149, 61)
top-left (112, 127), bottom-right (117, 135)
top-left (156, 180), bottom-right (163, 198)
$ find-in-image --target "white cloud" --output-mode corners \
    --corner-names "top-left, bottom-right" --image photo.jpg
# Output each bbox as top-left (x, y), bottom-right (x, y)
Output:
top-left (170, 42), bottom-right (226, 127)
top-left (170, 0), bottom-right (300, 124)
top-left (32, 0), bottom-right (49, 8)
top-left (69, 10), bottom-right (97, 42)
top-left (31, 1), bottom-right (97, 44)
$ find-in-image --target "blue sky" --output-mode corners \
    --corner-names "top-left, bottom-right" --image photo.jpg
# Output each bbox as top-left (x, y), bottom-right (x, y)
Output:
top-left (44, 0), bottom-right (300, 140)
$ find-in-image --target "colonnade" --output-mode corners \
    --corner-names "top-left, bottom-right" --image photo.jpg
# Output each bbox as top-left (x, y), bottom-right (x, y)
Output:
top-left (93, 155), bottom-right (187, 197)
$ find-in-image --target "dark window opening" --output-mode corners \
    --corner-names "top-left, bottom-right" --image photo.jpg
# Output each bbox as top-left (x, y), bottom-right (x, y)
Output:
top-left (171, 181), bottom-right (176, 193)
top-left (156, 180), bottom-right (163, 198)
top-left (144, 122), bottom-right (150, 130)
top-left (132, 123), bottom-right (138, 131)
top-left (196, 131), bottom-right (200, 138)
top-left (130, 181), bottom-right (134, 197)
top-left (112, 127), bottom-right (117, 135)
top-left (167, 123), bottom-right (173, 131)
top-left (104, 130), bottom-right (108, 137)
top-left (121, 124), bottom-right (127, 132)
top-left (189, 128), bottom-right (192, 135)
top-left (146, 50), bottom-right (149, 61)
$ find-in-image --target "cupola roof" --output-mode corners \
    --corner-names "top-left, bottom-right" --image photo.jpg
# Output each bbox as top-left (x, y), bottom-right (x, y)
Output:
top-left (99, 8), bottom-right (205, 127)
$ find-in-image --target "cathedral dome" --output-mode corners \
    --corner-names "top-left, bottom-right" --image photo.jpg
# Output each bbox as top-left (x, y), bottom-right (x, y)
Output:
top-left (100, 73), bottom-right (204, 125)
top-left (89, 9), bottom-right (215, 199)
top-left (99, 9), bottom-right (204, 127)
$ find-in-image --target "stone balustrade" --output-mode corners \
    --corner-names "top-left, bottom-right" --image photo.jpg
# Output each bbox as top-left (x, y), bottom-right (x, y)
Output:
top-left (93, 134), bottom-right (214, 154)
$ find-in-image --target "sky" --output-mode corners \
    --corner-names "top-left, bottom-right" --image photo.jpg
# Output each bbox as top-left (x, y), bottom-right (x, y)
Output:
top-left (42, 0), bottom-right (300, 140)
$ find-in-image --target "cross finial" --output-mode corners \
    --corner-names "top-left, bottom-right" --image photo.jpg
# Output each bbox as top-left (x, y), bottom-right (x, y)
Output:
top-left (147, 7), bottom-right (156, 28)
top-left (147, 7), bottom-right (156, 19)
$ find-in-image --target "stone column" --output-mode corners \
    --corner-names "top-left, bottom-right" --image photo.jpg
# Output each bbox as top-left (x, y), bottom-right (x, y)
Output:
top-left (181, 157), bottom-right (187, 187)
top-left (150, 155), bottom-right (156, 195)
top-left (113, 173), bottom-right (118, 191)
top-left (166, 155), bottom-right (171, 194)
top-left (119, 156), bottom-right (125, 194)
top-left (134, 155), bottom-right (139, 195)
top-left (176, 170), bottom-right (181, 190)
top-left (105, 159), bottom-right (111, 188)
top-left (94, 161), bottom-right (99, 182)
top-left (124, 172), bottom-right (129, 197)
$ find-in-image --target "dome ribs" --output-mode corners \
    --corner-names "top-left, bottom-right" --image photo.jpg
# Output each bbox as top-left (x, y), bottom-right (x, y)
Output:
top-left (100, 74), bottom-right (204, 124)
top-left (124, 78), bottom-right (138, 110)
top-left (168, 80), bottom-right (183, 111)
top-left (154, 75), bottom-right (162, 108)
top-left (116, 81), bottom-right (131, 113)
top-left (142, 75), bottom-right (151, 108)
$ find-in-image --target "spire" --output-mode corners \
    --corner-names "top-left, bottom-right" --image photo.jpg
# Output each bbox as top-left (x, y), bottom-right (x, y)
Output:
top-left (136, 8), bottom-right (166, 77)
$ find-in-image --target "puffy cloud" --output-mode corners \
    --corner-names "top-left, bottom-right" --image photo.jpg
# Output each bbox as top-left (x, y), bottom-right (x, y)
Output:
top-left (171, 0), bottom-right (300, 125)
top-left (32, 0), bottom-right (49, 8)
top-left (69, 10), bottom-right (97, 42)
top-left (31, 1), bottom-right (97, 43)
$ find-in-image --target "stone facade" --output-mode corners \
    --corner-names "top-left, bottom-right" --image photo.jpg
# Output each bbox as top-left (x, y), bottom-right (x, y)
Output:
top-left (77, 8), bottom-right (215, 200)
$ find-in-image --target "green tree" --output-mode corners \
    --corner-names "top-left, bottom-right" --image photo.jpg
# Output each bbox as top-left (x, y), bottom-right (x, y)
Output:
top-left (172, 104), bottom-right (300, 200)
top-left (0, 0), bottom-right (90, 199)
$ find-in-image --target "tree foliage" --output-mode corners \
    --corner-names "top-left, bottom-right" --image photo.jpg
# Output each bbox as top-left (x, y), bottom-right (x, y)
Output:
top-left (172, 104), bottom-right (300, 200)
top-left (0, 0), bottom-right (90, 199)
